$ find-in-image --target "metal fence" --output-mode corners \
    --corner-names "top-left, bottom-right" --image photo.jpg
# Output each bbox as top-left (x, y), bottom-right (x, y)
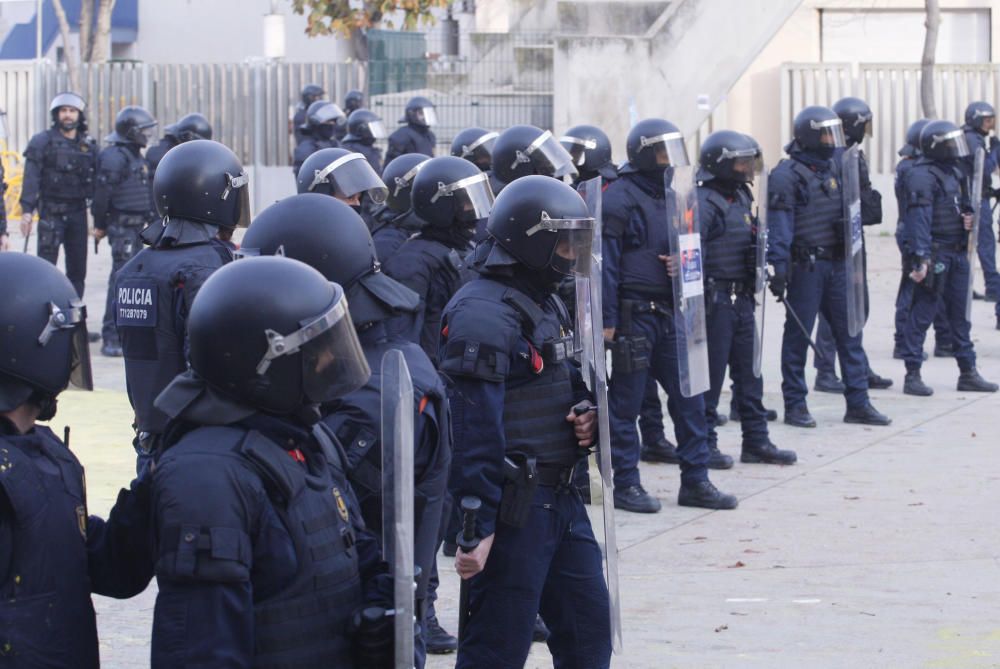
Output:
top-left (781, 62), bottom-right (1000, 174)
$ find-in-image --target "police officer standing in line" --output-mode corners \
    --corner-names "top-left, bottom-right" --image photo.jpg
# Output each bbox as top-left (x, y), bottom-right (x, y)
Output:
top-left (0, 253), bottom-right (153, 669)
top-left (19, 92), bottom-right (96, 298)
top-left (899, 120), bottom-right (998, 396)
top-left (383, 155), bottom-right (494, 364)
top-left (451, 126), bottom-right (504, 197)
top-left (960, 102), bottom-right (1000, 326)
top-left (442, 176), bottom-right (611, 668)
top-left (93, 105), bottom-right (158, 358)
top-left (149, 256), bottom-right (396, 668)
top-left (696, 130), bottom-right (797, 466)
top-left (114, 140), bottom-right (245, 472)
top-left (335, 89), bottom-right (365, 142)
top-left (241, 194), bottom-right (451, 666)
top-left (603, 118), bottom-right (737, 514)
top-left (767, 105), bottom-right (890, 428)
top-left (385, 96), bottom-right (437, 164)
top-left (293, 100), bottom-right (347, 174)
top-left (145, 112), bottom-right (213, 181)
top-left (342, 108), bottom-right (388, 173)
top-left (812, 97), bottom-right (893, 393)
top-left (371, 154), bottom-right (430, 261)
top-left (292, 82), bottom-right (325, 145)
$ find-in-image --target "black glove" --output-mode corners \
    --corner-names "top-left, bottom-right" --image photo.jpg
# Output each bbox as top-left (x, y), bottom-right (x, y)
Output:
top-left (989, 136), bottom-right (999, 153)
top-left (768, 271), bottom-right (787, 300)
top-left (351, 606), bottom-right (395, 669)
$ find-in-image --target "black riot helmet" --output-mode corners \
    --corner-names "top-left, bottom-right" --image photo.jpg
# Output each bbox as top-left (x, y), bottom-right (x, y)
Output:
top-left (300, 83), bottom-right (325, 107)
top-left (297, 147), bottom-right (388, 204)
top-left (153, 139), bottom-right (251, 228)
top-left (792, 105), bottom-right (846, 157)
top-left (0, 254), bottom-right (93, 417)
top-left (626, 118), bottom-right (690, 172)
top-left (964, 101), bottom-right (996, 134)
top-left (920, 120), bottom-right (971, 162)
top-left (187, 256), bottom-right (370, 415)
top-left (560, 124), bottom-right (617, 180)
top-left (487, 175), bottom-right (594, 276)
top-left (305, 100), bottom-right (347, 140)
top-left (400, 96), bottom-right (437, 128)
top-left (164, 112), bottom-right (213, 143)
top-left (451, 127), bottom-right (498, 172)
top-left (493, 125), bottom-right (577, 183)
top-left (344, 89), bottom-right (364, 114)
top-left (411, 155), bottom-right (495, 229)
top-left (382, 153), bottom-right (430, 213)
top-left (106, 105), bottom-right (157, 147)
top-left (49, 91), bottom-right (87, 132)
top-left (241, 194), bottom-right (419, 327)
top-left (699, 130), bottom-right (763, 183)
top-left (344, 109), bottom-right (387, 143)
top-left (899, 118), bottom-right (931, 157)
top-left (832, 97), bottom-right (873, 146)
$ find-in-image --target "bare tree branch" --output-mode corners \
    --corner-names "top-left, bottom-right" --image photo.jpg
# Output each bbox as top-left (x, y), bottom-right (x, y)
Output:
top-left (79, 0), bottom-right (94, 62)
top-left (51, 0), bottom-right (79, 90)
top-left (921, 0), bottom-right (940, 118)
top-left (90, 0), bottom-right (117, 64)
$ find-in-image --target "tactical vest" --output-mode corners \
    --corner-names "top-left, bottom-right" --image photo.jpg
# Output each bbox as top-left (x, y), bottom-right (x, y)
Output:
top-left (0, 427), bottom-right (99, 669)
top-left (341, 139), bottom-right (383, 173)
top-left (784, 159), bottom-right (842, 248)
top-left (925, 163), bottom-right (965, 242)
top-left (40, 129), bottom-right (95, 203)
top-left (701, 186), bottom-right (754, 281)
top-left (116, 241), bottom-right (231, 434)
top-left (613, 175), bottom-right (673, 296)
top-left (105, 145), bottom-right (152, 214)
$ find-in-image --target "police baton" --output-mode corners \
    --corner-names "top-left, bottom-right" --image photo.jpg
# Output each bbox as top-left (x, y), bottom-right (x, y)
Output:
top-left (456, 495), bottom-right (482, 643)
top-left (22, 232), bottom-right (29, 254)
top-left (776, 293), bottom-right (827, 363)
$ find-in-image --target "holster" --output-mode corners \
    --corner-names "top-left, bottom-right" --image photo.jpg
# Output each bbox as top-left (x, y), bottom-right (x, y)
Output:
top-left (36, 217), bottom-right (62, 254)
top-left (499, 455), bottom-right (538, 528)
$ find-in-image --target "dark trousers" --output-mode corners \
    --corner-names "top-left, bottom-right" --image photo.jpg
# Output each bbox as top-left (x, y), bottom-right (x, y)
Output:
top-left (456, 487), bottom-right (611, 669)
top-left (638, 376), bottom-right (668, 445)
top-left (975, 198), bottom-right (1000, 310)
top-left (813, 245), bottom-right (874, 377)
top-left (705, 290), bottom-right (768, 449)
top-left (893, 238), bottom-right (951, 350)
top-left (901, 248), bottom-right (975, 372)
top-left (101, 219), bottom-right (146, 343)
top-left (608, 309), bottom-right (710, 489)
top-left (37, 207), bottom-right (88, 298)
top-left (781, 258), bottom-right (869, 410)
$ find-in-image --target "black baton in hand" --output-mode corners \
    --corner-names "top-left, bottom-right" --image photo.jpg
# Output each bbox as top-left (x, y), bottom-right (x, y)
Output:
top-left (456, 496), bottom-right (482, 643)
top-left (777, 295), bottom-right (827, 363)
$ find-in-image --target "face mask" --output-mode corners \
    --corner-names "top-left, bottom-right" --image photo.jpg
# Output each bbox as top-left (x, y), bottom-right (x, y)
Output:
top-left (813, 145), bottom-right (836, 160)
top-left (316, 124), bottom-right (336, 140)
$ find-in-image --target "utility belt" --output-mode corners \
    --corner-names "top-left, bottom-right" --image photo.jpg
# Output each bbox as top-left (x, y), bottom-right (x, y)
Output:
top-left (110, 210), bottom-right (151, 227)
top-left (609, 298), bottom-right (666, 374)
top-left (499, 455), bottom-right (576, 528)
top-left (930, 239), bottom-right (966, 253)
top-left (40, 199), bottom-right (87, 217)
top-left (791, 244), bottom-right (845, 263)
top-left (707, 277), bottom-right (754, 299)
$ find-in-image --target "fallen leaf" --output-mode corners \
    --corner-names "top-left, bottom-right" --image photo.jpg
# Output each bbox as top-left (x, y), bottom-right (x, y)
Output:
top-left (728, 561), bottom-right (746, 568)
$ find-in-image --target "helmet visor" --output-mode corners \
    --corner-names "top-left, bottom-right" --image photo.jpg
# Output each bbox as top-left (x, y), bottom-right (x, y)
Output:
top-left (560, 135), bottom-right (597, 167)
top-left (314, 103), bottom-right (347, 125)
top-left (366, 119), bottom-right (388, 140)
top-left (519, 130), bottom-right (578, 178)
top-left (929, 129), bottom-right (970, 159)
top-left (639, 131), bottom-right (690, 167)
top-left (429, 171), bottom-right (495, 223)
top-left (392, 160), bottom-right (427, 199)
top-left (524, 215), bottom-right (594, 276)
top-left (809, 118), bottom-right (846, 149)
top-left (37, 299), bottom-right (93, 391)
top-left (70, 324), bottom-right (94, 391)
top-left (223, 171), bottom-right (252, 228)
top-left (413, 106), bottom-right (438, 127)
top-left (461, 132), bottom-right (497, 160)
top-left (715, 146), bottom-right (763, 182)
top-left (310, 153), bottom-right (389, 204)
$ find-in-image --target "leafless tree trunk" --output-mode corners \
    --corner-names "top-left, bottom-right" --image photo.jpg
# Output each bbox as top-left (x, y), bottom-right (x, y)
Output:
top-left (921, 0), bottom-right (940, 118)
top-left (51, 0), bottom-right (79, 90)
top-left (79, 0), bottom-right (94, 62)
top-left (89, 0), bottom-right (116, 64)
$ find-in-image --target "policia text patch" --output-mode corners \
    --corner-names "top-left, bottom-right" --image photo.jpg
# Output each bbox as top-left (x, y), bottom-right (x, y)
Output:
top-left (116, 279), bottom-right (158, 327)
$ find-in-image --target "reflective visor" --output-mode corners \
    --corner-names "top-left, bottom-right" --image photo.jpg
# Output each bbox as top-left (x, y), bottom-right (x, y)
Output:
top-left (222, 171), bottom-right (252, 227)
top-left (717, 146), bottom-right (764, 179)
top-left (314, 103), bottom-right (346, 125)
top-left (429, 171), bottom-right (495, 222)
top-left (367, 119), bottom-right (388, 140)
top-left (514, 130), bottom-right (578, 178)
top-left (524, 214), bottom-right (595, 276)
top-left (310, 153), bottom-right (389, 204)
top-left (415, 107), bottom-right (438, 127)
top-left (929, 129), bottom-right (970, 158)
top-left (560, 135), bottom-right (598, 167)
top-left (639, 131), bottom-right (690, 167)
top-left (808, 118), bottom-right (846, 148)
top-left (461, 132), bottom-right (498, 159)
top-left (37, 300), bottom-right (93, 390)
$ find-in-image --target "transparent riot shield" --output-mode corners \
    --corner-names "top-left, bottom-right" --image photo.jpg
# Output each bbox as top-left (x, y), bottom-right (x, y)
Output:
top-left (842, 146), bottom-right (866, 337)
top-left (574, 176), bottom-right (624, 653)
top-left (752, 167), bottom-right (769, 378)
top-left (380, 349), bottom-right (415, 669)
top-left (667, 166), bottom-right (711, 397)
top-left (966, 147), bottom-right (986, 321)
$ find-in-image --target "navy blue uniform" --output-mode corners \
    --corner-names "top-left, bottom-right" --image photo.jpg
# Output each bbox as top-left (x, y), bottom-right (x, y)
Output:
top-left (385, 124), bottom-right (436, 165)
top-left (371, 206), bottom-right (423, 262)
top-left (899, 157), bottom-right (977, 371)
top-left (0, 162), bottom-right (7, 238)
top-left (342, 138), bottom-right (384, 174)
top-left (603, 167), bottom-right (711, 489)
top-left (767, 145), bottom-right (871, 412)
top-left (961, 126), bottom-right (1000, 309)
top-left (144, 135), bottom-right (178, 185)
top-left (20, 128), bottom-right (96, 297)
top-left (292, 105), bottom-right (309, 145)
top-left (292, 135), bottom-right (339, 175)
top-left (440, 268), bottom-right (611, 669)
top-left (0, 417), bottom-right (153, 668)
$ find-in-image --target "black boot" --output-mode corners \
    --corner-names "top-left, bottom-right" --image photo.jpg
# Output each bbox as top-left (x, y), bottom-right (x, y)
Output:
top-left (814, 371), bottom-right (845, 393)
top-left (532, 615), bottom-right (550, 643)
top-left (903, 370), bottom-right (933, 396)
top-left (613, 484), bottom-right (661, 513)
top-left (867, 371), bottom-right (893, 390)
top-left (707, 445), bottom-right (734, 470)
top-left (892, 345), bottom-right (905, 360)
top-left (844, 403), bottom-right (891, 426)
top-left (715, 412), bottom-right (729, 427)
top-left (730, 406), bottom-right (778, 422)
top-left (441, 540), bottom-right (457, 557)
top-left (784, 404), bottom-right (817, 428)
top-left (678, 480), bottom-right (738, 510)
top-left (88, 331), bottom-right (102, 343)
top-left (957, 368), bottom-right (999, 392)
top-left (933, 342), bottom-right (954, 358)
top-left (640, 436), bottom-right (679, 464)
top-left (101, 341), bottom-right (123, 357)
top-left (741, 440), bottom-right (797, 465)
top-left (424, 614), bottom-right (458, 654)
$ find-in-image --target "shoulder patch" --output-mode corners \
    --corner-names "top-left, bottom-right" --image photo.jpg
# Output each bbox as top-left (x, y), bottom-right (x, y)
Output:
top-left (116, 278), bottom-right (158, 327)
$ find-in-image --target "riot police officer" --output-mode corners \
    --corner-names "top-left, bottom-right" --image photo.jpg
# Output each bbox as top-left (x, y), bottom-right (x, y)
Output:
top-left (697, 130), bottom-right (797, 466)
top-left (0, 253), bottom-right (153, 669)
top-left (383, 155), bottom-right (494, 363)
top-left (603, 118), bottom-right (737, 514)
top-left (336, 89), bottom-right (366, 142)
top-left (149, 255), bottom-right (395, 667)
top-left (292, 82), bottom-right (325, 145)
top-left (145, 112), bottom-right (212, 181)
top-left (242, 194), bottom-right (450, 666)
top-left (342, 108), bottom-right (388, 173)
top-left (371, 153), bottom-right (429, 261)
top-left (115, 140), bottom-right (247, 472)
top-left (492, 124), bottom-right (578, 186)
top-left (960, 102), bottom-right (1000, 326)
top-left (451, 126), bottom-right (504, 195)
top-left (386, 96), bottom-right (437, 164)
top-left (296, 145), bottom-right (389, 231)
top-left (767, 105), bottom-right (890, 428)
top-left (19, 92), bottom-right (96, 297)
top-left (899, 120), bottom-right (998, 396)
top-left (441, 175), bottom-right (611, 669)
top-left (293, 100), bottom-right (346, 174)
top-left (93, 105), bottom-right (158, 357)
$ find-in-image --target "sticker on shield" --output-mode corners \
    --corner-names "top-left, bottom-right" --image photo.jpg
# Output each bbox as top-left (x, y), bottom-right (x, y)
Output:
top-left (116, 278), bottom-right (158, 327)
top-left (679, 232), bottom-right (704, 298)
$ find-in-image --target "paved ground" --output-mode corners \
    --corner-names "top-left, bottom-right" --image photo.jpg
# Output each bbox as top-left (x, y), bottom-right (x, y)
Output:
top-left (15, 225), bottom-right (1000, 668)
